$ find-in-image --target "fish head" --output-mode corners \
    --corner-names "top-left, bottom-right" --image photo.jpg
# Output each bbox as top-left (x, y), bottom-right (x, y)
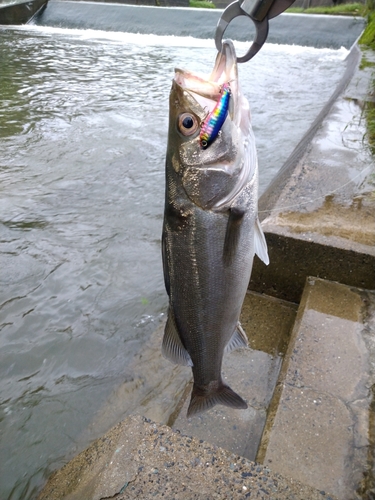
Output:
top-left (166, 40), bottom-right (256, 211)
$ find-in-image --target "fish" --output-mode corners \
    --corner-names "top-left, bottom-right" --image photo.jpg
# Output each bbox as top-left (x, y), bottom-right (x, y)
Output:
top-left (161, 40), bottom-right (269, 418)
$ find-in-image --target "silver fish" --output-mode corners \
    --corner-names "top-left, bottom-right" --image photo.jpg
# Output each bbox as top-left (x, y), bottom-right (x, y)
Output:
top-left (161, 41), bottom-right (269, 417)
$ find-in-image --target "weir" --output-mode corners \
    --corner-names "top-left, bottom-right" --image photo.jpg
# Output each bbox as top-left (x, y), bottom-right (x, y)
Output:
top-left (33, 0), bottom-right (365, 49)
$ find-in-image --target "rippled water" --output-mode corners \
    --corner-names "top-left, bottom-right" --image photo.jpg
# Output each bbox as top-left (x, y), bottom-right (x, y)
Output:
top-left (0, 25), bottom-right (347, 499)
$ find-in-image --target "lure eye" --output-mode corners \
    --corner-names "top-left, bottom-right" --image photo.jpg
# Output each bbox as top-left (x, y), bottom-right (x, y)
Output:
top-left (178, 113), bottom-right (199, 136)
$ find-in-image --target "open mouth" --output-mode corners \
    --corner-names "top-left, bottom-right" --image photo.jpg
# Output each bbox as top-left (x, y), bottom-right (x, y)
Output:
top-left (173, 41), bottom-right (239, 151)
top-left (174, 41), bottom-right (238, 108)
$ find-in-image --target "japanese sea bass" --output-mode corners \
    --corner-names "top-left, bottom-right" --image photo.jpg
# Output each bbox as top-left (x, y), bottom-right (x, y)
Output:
top-left (161, 41), bottom-right (269, 418)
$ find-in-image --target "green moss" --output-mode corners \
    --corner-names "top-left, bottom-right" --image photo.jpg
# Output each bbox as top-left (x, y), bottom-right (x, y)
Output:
top-left (359, 54), bottom-right (375, 69)
top-left (359, 14), bottom-right (375, 161)
top-left (360, 12), bottom-right (375, 48)
top-left (189, 0), bottom-right (216, 8)
top-left (287, 3), bottom-right (365, 16)
top-left (365, 100), bottom-right (375, 155)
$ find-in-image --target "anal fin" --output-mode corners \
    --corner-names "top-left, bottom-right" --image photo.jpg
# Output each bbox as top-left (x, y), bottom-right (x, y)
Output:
top-left (224, 322), bottom-right (248, 354)
top-left (254, 217), bottom-right (269, 265)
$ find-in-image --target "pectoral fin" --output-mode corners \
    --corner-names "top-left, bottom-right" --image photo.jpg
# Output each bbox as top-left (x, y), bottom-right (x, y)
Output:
top-left (223, 207), bottom-right (245, 267)
top-left (254, 218), bottom-right (269, 265)
top-left (161, 231), bottom-right (170, 296)
top-left (162, 309), bottom-right (193, 367)
top-left (224, 323), bottom-right (248, 354)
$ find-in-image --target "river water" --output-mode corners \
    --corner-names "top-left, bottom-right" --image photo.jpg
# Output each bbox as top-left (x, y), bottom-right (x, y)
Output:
top-left (0, 23), bottom-right (348, 499)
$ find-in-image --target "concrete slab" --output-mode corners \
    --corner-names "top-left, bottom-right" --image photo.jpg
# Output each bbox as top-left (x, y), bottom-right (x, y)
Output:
top-left (258, 277), bottom-right (375, 500)
top-left (251, 46), bottom-right (375, 303)
top-left (37, 414), bottom-right (338, 500)
top-left (171, 292), bottom-right (297, 461)
top-left (0, 0), bottom-right (48, 25)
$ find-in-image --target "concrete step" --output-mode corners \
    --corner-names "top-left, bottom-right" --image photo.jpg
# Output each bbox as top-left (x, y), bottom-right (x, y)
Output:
top-left (257, 277), bottom-right (375, 500)
top-left (75, 290), bottom-right (297, 462)
top-left (36, 280), bottom-right (375, 500)
top-left (37, 414), bottom-right (337, 500)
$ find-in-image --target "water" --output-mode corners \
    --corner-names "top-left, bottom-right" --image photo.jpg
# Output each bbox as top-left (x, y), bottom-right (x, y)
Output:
top-left (0, 24), bottom-right (348, 500)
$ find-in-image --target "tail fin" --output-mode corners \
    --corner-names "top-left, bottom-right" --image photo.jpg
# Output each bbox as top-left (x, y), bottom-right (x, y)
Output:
top-left (187, 382), bottom-right (247, 417)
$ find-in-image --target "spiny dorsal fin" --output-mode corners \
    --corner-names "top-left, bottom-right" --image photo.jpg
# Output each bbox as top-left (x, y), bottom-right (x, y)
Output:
top-left (254, 218), bottom-right (269, 265)
top-left (224, 323), bottom-right (248, 354)
top-left (162, 309), bottom-right (193, 367)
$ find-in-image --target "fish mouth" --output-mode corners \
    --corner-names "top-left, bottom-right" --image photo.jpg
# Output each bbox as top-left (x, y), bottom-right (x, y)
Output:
top-left (174, 40), bottom-right (239, 116)
top-left (170, 41), bottom-right (253, 211)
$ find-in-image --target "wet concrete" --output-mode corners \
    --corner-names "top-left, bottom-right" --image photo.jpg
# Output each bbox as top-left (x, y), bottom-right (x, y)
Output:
top-left (250, 46), bottom-right (375, 303)
top-left (37, 414), bottom-right (337, 500)
top-left (75, 291), bottom-right (296, 464)
top-left (0, 0), bottom-right (48, 24)
top-left (171, 292), bottom-right (297, 461)
top-left (259, 278), bottom-right (375, 500)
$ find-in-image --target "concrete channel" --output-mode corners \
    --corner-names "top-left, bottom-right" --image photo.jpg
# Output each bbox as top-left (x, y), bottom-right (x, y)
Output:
top-left (36, 6), bottom-right (375, 500)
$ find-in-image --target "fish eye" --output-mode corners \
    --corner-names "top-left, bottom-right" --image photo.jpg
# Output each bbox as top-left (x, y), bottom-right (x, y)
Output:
top-left (178, 113), bottom-right (199, 136)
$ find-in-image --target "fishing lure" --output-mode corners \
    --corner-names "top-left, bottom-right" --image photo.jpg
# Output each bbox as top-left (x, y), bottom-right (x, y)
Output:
top-left (200, 82), bottom-right (231, 149)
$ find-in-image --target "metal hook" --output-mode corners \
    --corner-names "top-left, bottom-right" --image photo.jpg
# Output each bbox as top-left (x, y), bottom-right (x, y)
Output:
top-left (215, 0), bottom-right (296, 63)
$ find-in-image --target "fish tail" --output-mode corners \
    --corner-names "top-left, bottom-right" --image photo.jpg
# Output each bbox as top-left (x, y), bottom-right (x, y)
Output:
top-left (187, 381), bottom-right (247, 417)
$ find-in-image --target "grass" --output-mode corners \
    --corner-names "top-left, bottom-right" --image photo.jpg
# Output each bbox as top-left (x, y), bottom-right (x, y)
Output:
top-left (360, 11), bottom-right (375, 48)
top-left (366, 100), bottom-right (375, 155)
top-left (287, 3), bottom-right (365, 16)
top-left (189, 0), bottom-right (216, 8)
top-left (189, 1), bottom-right (365, 13)
top-left (358, 9), bottom-right (375, 154)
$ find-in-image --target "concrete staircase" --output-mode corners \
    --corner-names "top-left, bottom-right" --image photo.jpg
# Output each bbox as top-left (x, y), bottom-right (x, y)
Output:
top-left (37, 281), bottom-right (375, 500)
top-left (258, 279), bottom-right (375, 499)
top-left (168, 280), bottom-right (375, 499)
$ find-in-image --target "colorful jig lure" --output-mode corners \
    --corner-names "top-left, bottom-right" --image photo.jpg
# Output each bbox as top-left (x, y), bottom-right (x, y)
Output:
top-left (200, 82), bottom-right (231, 150)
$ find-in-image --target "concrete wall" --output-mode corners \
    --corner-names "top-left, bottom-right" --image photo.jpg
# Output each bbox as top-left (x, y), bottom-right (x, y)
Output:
top-left (292, 0), bottom-right (365, 7)
top-left (213, 0), bottom-right (365, 9)
top-left (50, 0), bottom-right (366, 8)
top-left (56, 0), bottom-right (190, 6)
